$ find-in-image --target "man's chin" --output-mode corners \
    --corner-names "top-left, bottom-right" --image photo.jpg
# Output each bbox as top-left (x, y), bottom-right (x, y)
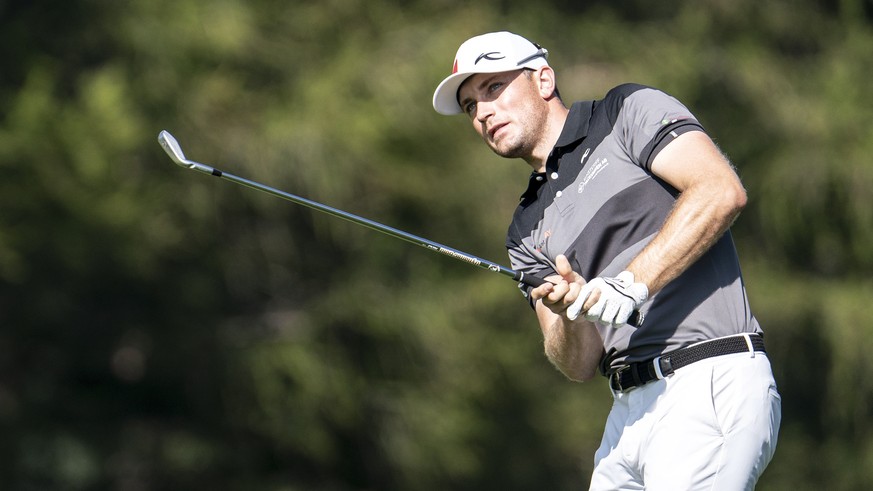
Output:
top-left (490, 143), bottom-right (526, 160)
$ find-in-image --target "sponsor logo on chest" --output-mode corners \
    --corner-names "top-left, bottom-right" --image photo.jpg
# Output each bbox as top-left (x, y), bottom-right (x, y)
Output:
top-left (578, 157), bottom-right (610, 194)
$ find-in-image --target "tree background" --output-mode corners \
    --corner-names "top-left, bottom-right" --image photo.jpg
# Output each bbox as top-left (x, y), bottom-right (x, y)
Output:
top-left (1, 0), bottom-right (872, 489)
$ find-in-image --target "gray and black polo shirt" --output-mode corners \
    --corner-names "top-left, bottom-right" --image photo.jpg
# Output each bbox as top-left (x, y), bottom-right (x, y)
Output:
top-left (506, 83), bottom-right (762, 374)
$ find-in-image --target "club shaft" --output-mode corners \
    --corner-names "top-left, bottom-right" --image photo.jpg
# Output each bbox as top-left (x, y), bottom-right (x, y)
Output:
top-left (189, 163), bottom-right (544, 288)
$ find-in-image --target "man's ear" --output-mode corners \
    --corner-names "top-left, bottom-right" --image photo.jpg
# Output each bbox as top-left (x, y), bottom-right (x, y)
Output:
top-left (535, 66), bottom-right (558, 100)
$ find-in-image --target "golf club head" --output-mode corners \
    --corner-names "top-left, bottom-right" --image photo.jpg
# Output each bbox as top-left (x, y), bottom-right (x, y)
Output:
top-left (158, 130), bottom-right (218, 175)
top-left (158, 130), bottom-right (192, 167)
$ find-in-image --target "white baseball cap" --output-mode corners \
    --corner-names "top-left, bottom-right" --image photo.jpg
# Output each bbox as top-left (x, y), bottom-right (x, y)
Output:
top-left (432, 31), bottom-right (549, 115)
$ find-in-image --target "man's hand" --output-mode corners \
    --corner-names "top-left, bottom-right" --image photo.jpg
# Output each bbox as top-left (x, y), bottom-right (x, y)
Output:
top-left (530, 254), bottom-right (587, 318)
top-left (567, 271), bottom-right (648, 327)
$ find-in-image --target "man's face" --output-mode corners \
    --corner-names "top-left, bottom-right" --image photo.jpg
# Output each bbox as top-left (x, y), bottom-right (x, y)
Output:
top-left (457, 69), bottom-right (548, 160)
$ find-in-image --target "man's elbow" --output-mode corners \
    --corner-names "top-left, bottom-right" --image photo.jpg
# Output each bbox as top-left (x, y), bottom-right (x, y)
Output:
top-left (721, 179), bottom-right (748, 221)
top-left (551, 357), bottom-right (599, 382)
top-left (563, 367), bottom-right (598, 383)
top-left (732, 181), bottom-right (748, 210)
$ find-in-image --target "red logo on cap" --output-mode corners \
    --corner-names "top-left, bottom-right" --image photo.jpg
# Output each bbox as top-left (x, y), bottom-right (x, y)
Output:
top-left (452, 59), bottom-right (458, 74)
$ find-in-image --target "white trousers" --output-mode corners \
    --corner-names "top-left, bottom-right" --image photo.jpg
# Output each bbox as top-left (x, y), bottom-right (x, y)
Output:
top-left (589, 351), bottom-right (781, 491)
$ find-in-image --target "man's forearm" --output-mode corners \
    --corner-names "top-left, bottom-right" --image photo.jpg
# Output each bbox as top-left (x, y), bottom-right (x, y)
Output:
top-left (536, 301), bottom-right (602, 382)
top-left (628, 171), bottom-right (746, 296)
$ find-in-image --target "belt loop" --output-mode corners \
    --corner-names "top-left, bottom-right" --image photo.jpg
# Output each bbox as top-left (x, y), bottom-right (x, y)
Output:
top-left (652, 355), bottom-right (665, 380)
top-left (608, 373), bottom-right (621, 398)
top-left (742, 333), bottom-right (755, 358)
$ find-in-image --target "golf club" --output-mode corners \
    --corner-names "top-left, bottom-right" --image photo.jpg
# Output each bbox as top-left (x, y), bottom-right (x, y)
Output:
top-left (158, 130), bottom-right (548, 286)
top-left (157, 130), bottom-right (641, 327)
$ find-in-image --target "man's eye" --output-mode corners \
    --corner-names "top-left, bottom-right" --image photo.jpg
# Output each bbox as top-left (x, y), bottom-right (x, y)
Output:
top-left (488, 82), bottom-right (503, 93)
top-left (464, 101), bottom-right (477, 116)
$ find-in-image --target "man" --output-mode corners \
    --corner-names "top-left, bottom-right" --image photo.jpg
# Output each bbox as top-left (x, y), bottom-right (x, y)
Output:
top-left (432, 31), bottom-right (781, 490)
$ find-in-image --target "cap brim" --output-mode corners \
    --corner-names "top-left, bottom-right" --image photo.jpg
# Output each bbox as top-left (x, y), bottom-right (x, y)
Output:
top-left (432, 60), bottom-right (549, 115)
top-left (432, 71), bottom-right (477, 115)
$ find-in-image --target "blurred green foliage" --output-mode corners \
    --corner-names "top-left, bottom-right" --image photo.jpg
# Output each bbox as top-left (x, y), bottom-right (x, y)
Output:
top-left (1, 0), bottom-right (872, 489)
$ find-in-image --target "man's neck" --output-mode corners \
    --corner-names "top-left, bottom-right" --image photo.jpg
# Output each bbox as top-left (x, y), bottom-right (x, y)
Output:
top-left (525, 103), bottom-right (570, 173)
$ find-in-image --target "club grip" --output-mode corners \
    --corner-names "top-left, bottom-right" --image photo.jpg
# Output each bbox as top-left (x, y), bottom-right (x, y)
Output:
top-left (518, 273), bottom-right (548, 288)
top-left (517, 272), bottom-right (643, 327)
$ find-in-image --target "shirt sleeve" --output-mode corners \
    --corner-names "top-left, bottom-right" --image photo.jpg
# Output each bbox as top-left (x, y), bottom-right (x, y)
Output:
top-left (506, 233), bottom-right (556, 308)
top-left (612, 86), bottom-right (706, 171)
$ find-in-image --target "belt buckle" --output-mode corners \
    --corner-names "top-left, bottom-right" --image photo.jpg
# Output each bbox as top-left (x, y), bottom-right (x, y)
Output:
top-left (610, 365), bottom-right (631, 392)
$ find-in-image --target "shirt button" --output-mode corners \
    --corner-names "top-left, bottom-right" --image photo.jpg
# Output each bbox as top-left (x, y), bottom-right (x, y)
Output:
top-left (556, 191), bottom-right (563, 197)
top-left (536, 176), bottom-right (544, 181)
top-left (550, 172), bottom-right (559, 179)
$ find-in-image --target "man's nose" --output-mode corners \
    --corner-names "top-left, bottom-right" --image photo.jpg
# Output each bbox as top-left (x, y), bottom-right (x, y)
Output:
top-left (476, 100), bottom-right (494, 122)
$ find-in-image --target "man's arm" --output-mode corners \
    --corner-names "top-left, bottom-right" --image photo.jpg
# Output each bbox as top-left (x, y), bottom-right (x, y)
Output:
top-left (626, 130), bottom-right (747, 295)
top-left (529, 130), bottom-right (744, 373)
top-left (531, 255), bottom-right (604, 382)
top-left (572, 130), bottom-right (747, 324)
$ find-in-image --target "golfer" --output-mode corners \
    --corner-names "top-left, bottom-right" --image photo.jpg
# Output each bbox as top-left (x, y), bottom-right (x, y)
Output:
top-left (433, 31), bottom-right (781, 490)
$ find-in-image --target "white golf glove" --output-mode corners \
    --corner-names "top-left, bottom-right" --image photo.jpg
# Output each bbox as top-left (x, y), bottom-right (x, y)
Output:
top-left (566, 271), bottom-right (648, 327)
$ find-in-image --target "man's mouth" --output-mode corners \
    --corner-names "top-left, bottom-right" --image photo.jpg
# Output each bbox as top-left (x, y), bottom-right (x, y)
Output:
top-left (488, 122), bottom-right (508, 140)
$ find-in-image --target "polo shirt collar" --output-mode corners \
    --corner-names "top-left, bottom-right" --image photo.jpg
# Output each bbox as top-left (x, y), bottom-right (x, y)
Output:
top-left (554, 100), bottom-right (595, 149)
top-left (519, 100), bottom-right (595, 203)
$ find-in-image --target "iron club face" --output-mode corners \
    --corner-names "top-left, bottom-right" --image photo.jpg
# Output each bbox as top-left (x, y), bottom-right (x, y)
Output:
top-left (157, 131), bottom-right (216, 175)
top-left (158, 130), bottom-right (188, 166)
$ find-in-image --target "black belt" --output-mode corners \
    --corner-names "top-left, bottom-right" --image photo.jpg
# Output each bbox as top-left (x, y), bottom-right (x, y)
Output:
top-left (609, 334), bottom-right (766, 393)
